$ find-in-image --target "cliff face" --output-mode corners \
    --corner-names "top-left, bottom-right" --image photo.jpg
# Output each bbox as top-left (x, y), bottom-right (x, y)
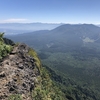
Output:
top-left (0, 42), bottom-right (67, 100)
top-left (0, 32), bottom-right (68, 100)
top-left (0, 43), bottom-right (41, 100)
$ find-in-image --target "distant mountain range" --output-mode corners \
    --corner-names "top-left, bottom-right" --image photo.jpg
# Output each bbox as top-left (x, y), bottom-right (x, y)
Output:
top-left (0, 23), bottom-right (62, 35)
top-left (6, 24), bottom-right (100, 99)
top-left (7, 24), bottom-right (100, 50)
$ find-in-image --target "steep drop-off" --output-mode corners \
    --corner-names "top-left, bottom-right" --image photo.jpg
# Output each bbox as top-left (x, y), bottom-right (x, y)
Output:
top-left (0, 39), bottom-right (67, 100)
top-left (0, 33), bottom-right (99, 100)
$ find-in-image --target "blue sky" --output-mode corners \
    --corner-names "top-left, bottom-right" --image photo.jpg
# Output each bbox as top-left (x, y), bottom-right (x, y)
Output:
top-left (0, 0), bottom-right (100, 24)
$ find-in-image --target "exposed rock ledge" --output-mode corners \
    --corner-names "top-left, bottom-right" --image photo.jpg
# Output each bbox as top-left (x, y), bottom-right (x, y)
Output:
top-left (0, 43), bottom-right (40, 100)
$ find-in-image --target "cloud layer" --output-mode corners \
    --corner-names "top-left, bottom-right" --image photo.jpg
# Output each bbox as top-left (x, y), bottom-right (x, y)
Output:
top-left (0, 19), bottom-right (28, 23)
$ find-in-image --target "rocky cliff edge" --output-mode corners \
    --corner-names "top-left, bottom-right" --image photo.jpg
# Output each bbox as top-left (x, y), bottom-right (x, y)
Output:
top-left (0, 43), bottom-right (40, 100)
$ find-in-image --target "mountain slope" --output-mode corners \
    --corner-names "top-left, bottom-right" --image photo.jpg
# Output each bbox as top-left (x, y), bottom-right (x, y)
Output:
top-left (7, 24), bottom-right (100, 50)
top-left (0, 23), bottom-right (62, 35)
top-left (6, 24), bottom-right (100, 99)
top-left (1, 33), bottom-right (100, 99)
top-left (0, 35), bottom-right (67, 100)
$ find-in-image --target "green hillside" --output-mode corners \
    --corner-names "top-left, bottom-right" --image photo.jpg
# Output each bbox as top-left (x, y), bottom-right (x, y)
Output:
top-left (7, 24), bottom-right (100, 99)
top-left (1, 32), bottom-right (100, 99)
top-left (0, 33), bottom-right (67, 100)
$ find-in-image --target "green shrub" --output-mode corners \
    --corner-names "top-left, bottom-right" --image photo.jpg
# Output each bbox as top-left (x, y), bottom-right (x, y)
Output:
top-left (8, 94), bottom-right (22, 100)
top-left (28, 48), bottom-right (41, 70)
top-left (0, 41), bottom-right (12, 60)
top-left (0, 32), bottom-right (13, 60)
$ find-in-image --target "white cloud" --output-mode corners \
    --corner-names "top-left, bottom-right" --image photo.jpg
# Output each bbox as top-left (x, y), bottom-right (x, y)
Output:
top-left (0, 18), bottom-right (29, 23)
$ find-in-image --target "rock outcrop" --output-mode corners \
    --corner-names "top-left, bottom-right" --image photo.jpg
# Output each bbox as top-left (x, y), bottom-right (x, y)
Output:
top-left (0, 43), bottom-right (40, 100)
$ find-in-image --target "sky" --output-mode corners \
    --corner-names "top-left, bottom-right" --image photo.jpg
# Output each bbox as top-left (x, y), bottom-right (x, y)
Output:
top-left (0, 0), bottom-right (100, 24)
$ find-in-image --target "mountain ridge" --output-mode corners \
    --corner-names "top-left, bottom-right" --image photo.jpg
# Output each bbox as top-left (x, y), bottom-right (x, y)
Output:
top-left (0, 33), bottom-right (100, 99)
top-left (0, 35), bottom-right (67, 100)
top-left (6, 24), bottom-right (100, 99)
top-left (0, 23), bottom-right (62, 35)
top-left (7, 24), bottom-right (100, 51)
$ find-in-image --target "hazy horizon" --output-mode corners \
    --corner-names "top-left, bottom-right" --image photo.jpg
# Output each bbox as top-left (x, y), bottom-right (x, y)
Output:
top-left (0, 22), bottom-right (99, 26)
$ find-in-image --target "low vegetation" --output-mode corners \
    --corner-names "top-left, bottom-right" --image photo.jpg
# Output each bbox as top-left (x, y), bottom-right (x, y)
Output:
top-left (0, 32), bottom-right (12, 60)
top-left (28, 48), bottom-right (67, 100)
top-left (8, 94), bottom-right (22, 100)
top-left (32, 66), bottom-right (67, 100)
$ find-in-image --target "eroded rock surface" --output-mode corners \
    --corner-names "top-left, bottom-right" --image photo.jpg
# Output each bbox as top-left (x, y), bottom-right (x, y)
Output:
top-left (0, 43), bottom-right (40, 100)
